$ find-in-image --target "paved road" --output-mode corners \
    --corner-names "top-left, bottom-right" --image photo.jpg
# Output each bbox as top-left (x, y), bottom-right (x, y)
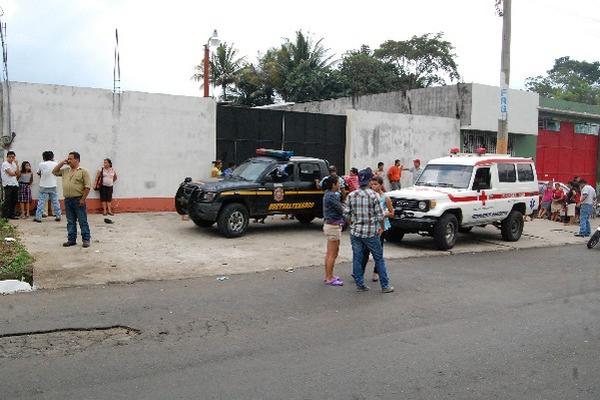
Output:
top-left (1, 245), bottom-right (599, 399)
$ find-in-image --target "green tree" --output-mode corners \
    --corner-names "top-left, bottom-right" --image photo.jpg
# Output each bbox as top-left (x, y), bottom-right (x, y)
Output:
top-left (525, 56), bottom-right (600, 105)
top-left (232, 64), bottom-right (275, 106)
top-left (339, 45), bottom-right (401, 96)
top-left (262, 30), bottom-right (341, 102)
top-left (192, 42), bottom-right (245, 101)
top-left (373, 32), bottom-right (460, 89)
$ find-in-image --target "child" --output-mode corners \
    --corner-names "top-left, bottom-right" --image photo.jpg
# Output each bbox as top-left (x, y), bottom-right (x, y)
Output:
top-left (18, 161), bottom-right (33, 218)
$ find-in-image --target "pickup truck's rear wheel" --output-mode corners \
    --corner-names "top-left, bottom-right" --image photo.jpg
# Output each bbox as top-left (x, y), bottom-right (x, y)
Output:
top-left (217, 203), bottom-right (249, 238)
top-left (501, 210), bottom-right (523, 241)
top-left (190, 215), bottom-right (214, 228)
top-left (174, 186), bottom-right (186, 215)
top-left (295, 214), bottom-right (315, 224)
top-left (386, 227), bottom-right (405, 243)
top-left (433, 213), bottom-right (458, 250)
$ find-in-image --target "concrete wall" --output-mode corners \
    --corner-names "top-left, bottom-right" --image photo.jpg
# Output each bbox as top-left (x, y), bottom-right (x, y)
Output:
top-left (346, 110), bottom-right (460, 188)
top-left (273, 84), bottom-right (472, 126)
top-left (468, 83), bottom-right (539, 135)
top-left (3, 82), bottom-right (216, 211)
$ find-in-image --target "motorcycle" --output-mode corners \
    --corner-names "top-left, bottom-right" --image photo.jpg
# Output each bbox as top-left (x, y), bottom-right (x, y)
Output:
top-left (587, 226), bottom-right (600, 249)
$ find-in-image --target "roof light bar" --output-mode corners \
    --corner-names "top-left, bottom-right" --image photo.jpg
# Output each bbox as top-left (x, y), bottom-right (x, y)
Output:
top-left (256, 148), bottom-right (294, 160)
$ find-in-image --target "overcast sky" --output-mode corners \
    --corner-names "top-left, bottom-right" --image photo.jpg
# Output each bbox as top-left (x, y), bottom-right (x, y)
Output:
top-left (3, 0), bottom-right (600, 97)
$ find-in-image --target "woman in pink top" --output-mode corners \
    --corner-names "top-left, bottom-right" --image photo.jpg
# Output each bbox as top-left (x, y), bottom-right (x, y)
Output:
top-left (538, 182), bottom-right (554, 219)
top-left (95, 158), bottom-right (118, 216)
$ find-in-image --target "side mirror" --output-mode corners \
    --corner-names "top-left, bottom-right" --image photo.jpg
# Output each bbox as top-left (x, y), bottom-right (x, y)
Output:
top-left (262, 174), bottom-right (273, 183)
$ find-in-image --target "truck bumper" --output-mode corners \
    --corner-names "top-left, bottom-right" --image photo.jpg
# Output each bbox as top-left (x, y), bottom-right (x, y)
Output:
top-left (189, 202), bottom-right (221, 222)
top-left (390, 216), bottom-right (438, 233)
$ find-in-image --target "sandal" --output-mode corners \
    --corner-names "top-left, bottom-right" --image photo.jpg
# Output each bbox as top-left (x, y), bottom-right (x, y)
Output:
top-left (325, 277), bottom-right (344, 286)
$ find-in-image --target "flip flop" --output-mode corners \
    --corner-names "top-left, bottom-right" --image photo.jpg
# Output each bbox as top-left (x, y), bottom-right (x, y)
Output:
top-left (325, 278), bottom-right (344, 286)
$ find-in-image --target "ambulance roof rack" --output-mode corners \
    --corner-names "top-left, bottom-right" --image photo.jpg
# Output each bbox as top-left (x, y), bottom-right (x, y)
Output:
top-left (449, 147), bottom-right (508, 157)
top-left (256, 148), bottom-right (294, 160)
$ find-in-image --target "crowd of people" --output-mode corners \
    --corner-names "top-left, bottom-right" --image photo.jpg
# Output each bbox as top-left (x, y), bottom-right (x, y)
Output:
top-left (320, 159), bottom-right (423, 292)
top-left (537, 176), bottom-right (597, 237)
top-left (1, 150), bottom-right (118, 248)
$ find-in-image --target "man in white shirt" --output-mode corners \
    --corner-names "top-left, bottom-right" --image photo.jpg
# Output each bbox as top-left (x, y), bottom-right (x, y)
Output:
top-left (576, 179), bottom-right (597, 237)
top-left (410, 159), bottom-right (423, 185)
top-left (1, 151), bottom-right (20, 219)
top-left (34, 150), bottom-right (61, 223)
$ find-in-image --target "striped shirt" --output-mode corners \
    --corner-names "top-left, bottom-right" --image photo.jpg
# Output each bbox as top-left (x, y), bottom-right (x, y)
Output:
top-left (345, 188), bottom-right (384, 238)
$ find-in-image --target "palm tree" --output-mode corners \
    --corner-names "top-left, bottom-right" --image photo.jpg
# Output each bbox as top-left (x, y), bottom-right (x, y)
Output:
top-left (192, 42), bottom-right (245, 101)
top-left (264, 31), bottom-right (336, 101)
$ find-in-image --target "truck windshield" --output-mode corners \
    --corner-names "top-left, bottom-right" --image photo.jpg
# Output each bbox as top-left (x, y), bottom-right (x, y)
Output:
top-left (416, 164), bottom-right (473, 189)
top-left (230, 160), bottom-right (270, 181)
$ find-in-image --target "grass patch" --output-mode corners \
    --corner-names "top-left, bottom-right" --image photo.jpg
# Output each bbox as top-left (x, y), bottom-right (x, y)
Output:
top-left (0, 218), bottom-right (34, 284)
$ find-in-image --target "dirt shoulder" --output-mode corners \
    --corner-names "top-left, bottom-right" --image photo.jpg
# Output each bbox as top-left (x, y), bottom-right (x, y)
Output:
top-left (13, 213), bottom-right (587, 289)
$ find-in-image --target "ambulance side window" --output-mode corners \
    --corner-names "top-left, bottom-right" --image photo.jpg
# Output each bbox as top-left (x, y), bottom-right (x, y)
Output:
top-left (472, 167), bottom-right (491, 191)
top-left (517, 164), bottom-right (534, 181)
top-left (498, 163), bottom-right (516, 182)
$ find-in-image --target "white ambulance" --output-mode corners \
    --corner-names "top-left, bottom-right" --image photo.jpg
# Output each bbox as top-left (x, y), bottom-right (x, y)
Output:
top-left (387, 149), bottom-right (539, 250)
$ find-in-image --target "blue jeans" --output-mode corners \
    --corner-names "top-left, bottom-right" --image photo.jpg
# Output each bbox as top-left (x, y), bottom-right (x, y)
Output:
top-left (351, 234), bottom-right (390, 289)
top-left (360, 234), bottom-right (385, 273)
top-left (579, 204), bottom-right (593, 236)
top-left (64, 197), bottom-right (90, 242)
top-left (35, 189), bottom-right (62, 220)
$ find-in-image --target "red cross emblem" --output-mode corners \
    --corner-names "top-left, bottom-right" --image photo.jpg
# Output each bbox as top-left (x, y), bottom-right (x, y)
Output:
top-left (479, 190), bottom-right (488, 205)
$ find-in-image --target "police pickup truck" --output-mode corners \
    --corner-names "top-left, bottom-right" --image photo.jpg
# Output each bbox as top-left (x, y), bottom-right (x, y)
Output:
top-left (175, 149), bottom-right (328, 237)
top-left (387, 149), bottom-right (539, 250)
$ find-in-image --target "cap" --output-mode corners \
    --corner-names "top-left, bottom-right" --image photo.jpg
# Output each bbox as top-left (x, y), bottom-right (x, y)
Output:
top-left (358, 168), bottom-right (373, 187)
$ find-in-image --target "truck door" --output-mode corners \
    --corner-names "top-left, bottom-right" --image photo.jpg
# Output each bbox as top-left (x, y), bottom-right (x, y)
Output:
top-left (296, 162), bottom-right (325, 217)
top-left (466, 166), bottom-right (493, 224)
top-left (259, 162), bottom-right (297, 215)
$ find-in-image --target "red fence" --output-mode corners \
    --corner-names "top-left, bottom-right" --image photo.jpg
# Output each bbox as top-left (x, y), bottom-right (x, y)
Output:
top-left (536, 122), bottom-right (598, 184)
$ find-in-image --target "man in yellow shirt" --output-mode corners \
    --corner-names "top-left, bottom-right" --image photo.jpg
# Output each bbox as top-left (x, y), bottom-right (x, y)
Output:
top-left (53, 151), bottom-right (92, 248)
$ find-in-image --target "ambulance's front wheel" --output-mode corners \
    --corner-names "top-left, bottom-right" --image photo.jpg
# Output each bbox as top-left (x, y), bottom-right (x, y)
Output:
top-left (501, 209), bottom-right (523, 241)
top-left (433, 213), bottom-right (458, 250)
top-left (218, 203), bottom-right (249, 238)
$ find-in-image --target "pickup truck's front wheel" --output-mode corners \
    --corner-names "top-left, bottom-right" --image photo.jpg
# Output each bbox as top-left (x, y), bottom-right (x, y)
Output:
top-left (191, 215), bottom-right (214, 228)
top-left (217, 203), bottom-right (249, 238)
top-left (295, 214), bottom-right (315, 224)
top-left (433, 213), bottom-right (458, 250)
top-left (501, 210), bottom-right (523, 241)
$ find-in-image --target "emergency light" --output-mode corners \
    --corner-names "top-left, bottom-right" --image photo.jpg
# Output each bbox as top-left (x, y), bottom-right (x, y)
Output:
top-left (450, 148), bottom-right (460, 155)
top-left (256, 148), bottom-right (294, 160)
top-left (476, 147), bottom-right (487, 155)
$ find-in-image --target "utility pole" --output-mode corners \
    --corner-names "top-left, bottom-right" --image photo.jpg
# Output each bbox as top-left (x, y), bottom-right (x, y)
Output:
top-left (496, 0), bottom-right (511, 154)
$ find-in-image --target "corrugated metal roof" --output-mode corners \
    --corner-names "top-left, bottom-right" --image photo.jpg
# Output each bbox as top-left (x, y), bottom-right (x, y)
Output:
top-left (539, 97), bottom-right (600, 117)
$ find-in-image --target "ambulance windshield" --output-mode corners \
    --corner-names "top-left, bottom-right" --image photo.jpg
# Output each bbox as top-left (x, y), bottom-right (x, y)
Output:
top-left (416, 164), bottom-right (473, 189)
